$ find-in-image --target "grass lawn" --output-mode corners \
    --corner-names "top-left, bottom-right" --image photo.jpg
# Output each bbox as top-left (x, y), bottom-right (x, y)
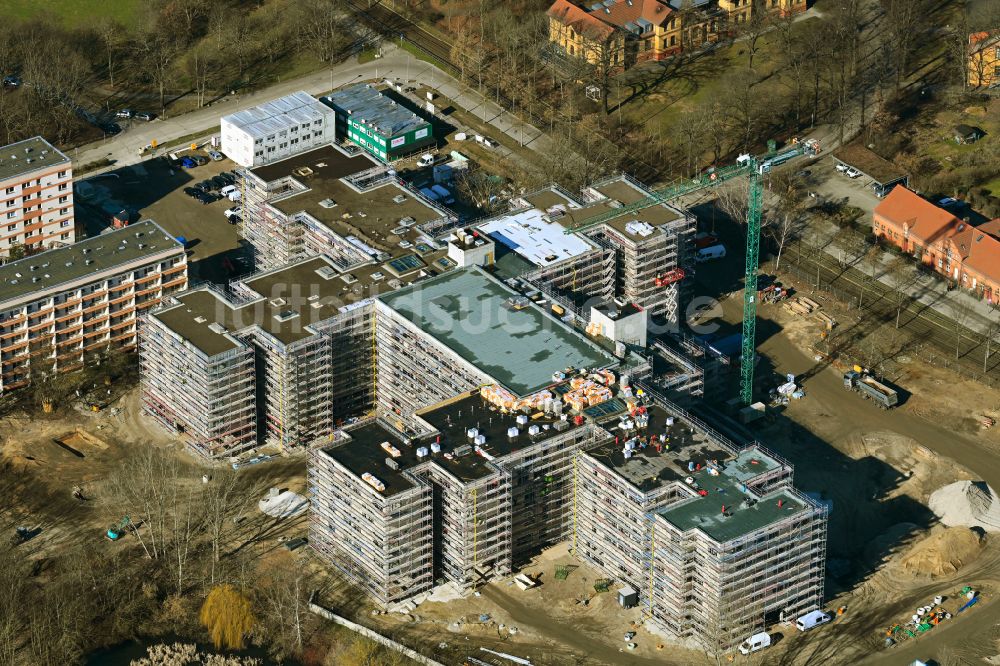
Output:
top-left (0, 0), bottom-right (143, 28)
top-left (981, 175), bottom-right (1000, 196)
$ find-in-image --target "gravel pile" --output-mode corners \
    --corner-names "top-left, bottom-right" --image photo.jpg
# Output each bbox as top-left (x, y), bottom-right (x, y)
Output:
top-left (929, 481), bottom-right (1000, 532)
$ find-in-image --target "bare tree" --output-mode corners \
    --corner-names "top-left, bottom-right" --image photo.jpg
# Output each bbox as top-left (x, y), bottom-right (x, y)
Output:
top-left (135, 31), bottom-right (180, 115)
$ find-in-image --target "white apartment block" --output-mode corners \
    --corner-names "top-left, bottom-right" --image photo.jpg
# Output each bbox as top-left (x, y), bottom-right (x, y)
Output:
top-left (220, 91), bottom-right (337, 167)
top-left (0, 137), bottom-right (76, 259)
top-left (0, 220), bottom-right (187, 393)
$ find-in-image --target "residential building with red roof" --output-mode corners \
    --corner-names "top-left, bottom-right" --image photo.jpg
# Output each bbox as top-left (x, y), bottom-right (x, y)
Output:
top-left (968, 30), bottom-right (1000, 88)
top-left (547, 0), bottom-right (807, 68)
top-left (873, 187), bottom-right (1000, 303)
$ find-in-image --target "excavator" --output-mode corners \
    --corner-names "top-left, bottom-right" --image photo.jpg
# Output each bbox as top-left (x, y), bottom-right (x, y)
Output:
top-left (106, 515), bottom-right (131, 541)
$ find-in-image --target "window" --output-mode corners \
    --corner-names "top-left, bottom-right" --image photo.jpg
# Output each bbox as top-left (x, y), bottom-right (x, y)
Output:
top-left (6, 212), bottom-right (14, 219)
top-left (58, 195), bottom-right (68, 203)
top-left (5, 187), bottom-right (13, 194)
top-left (58, 183), bottom-right (67, 191)
top-left (57, 170), bottom-right (66, 178)
top-left (670, 35), bottom-right (676, 46)
top-left (59, 208), bottom-right (68, 215)
top-left (6, 224), bottom-right (14, 231)
top-left (61, 232), bottom-right (70, 239)
top-left (60, 220), bottom-right (71, 228)
top-left (6, 200), bottom-right (12, 208)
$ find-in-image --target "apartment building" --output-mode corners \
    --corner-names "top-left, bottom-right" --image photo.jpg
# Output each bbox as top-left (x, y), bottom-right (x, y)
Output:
top-left (504, 176), bottom-right (696, 329)
top-left (220, 92), bottom-right (337, 168)
top-left (0, 220), bottom-right (186, 393)
top-left (547, 0), bottom-right (806, 69)
top-left (968, 30), bottom-right (1000, 89)
top-left (873, 186), bottom-right (1000, 302)
top-left (0, 137), bottom-right (76, 259)
top-left (238, 144), bottom-right (453, 271)
top-left (308, 267), bottom-right (826, 650)
top-left (324, 84), bottom-right (434, 161)
top-left (141, 255), bottom-right (390, 457)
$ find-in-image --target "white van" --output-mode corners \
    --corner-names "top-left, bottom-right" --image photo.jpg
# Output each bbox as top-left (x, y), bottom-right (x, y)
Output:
top-left (695, 244), bottom-right (726, 263)
top-left (738, 632), bottom-right (771, 655)
top-left (795, 610), bottom-right (832, 631)
top-left (417, 153), bottom-right (434, 167)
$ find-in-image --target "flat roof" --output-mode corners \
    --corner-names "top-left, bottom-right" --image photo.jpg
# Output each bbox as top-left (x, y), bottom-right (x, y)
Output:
top-left (417, 391), bottom-right (585, 480)
top-left (586, 404), bottom-right (732, 492)
top-left (833, 142), bottom-right (907, 185)
top-left (152, 256), bottom-right (363, 354)
top-left (222, 91), bottom-right (332, 140)
top-left (480, 209), bottom-right (596, 268)
top-left (656, 450), bottom-right (808, 543)
top-left (594, 300), bottom-right (643, 321)
top-left (323, 421), bottom-right (420, 498)
top-left (325, 84), bottom-right (430, 138)
top-left (0, 136), bottom-right (69, 183)
top-left (0, 220), bottom-right (182, 308)
top-left (378, 267), bottom-right (615, 396)
top-left (518, 186), bottom-right (581, 213)
top-left (249, 146), bottom-right (448, 260)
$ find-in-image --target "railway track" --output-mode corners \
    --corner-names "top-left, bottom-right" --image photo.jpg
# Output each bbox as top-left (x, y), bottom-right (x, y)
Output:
top-left (786, 241), bottom-right (1000, 381)
top-left (346, 0), bottom-right (457, 70)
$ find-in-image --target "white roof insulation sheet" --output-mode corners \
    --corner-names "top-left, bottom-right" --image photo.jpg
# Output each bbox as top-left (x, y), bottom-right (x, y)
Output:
top-left (480, 208), bottom-right (595, 268)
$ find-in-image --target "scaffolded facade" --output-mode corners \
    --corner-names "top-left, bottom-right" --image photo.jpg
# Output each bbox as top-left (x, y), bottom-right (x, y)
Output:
top-left (141, 256), bottom-right (375, 457)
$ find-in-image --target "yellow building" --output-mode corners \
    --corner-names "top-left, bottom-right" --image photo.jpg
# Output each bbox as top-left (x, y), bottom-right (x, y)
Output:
top-left (547, 0), bottom-right (808, 69)
top-left (969, 31), bottom-right (1000, 88)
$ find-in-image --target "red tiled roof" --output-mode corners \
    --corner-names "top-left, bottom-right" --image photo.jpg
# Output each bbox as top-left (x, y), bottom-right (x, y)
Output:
top-left (978, 219), bottom-right (1000, 240)
top-left (969, 30), bottom-right (1000, 51)
top-left (954, 226), bottom-right (1000, 283)
top-left (874, 187), bottom-right (959, 244)
top-left (548, 0), bottom-right (616, 40)
top-left (595, 0), bottom-right (673, 29)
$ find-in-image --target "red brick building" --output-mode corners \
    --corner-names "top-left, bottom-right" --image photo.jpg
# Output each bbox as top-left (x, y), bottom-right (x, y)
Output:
top-left (873, 186), bottom-right (1000, 303)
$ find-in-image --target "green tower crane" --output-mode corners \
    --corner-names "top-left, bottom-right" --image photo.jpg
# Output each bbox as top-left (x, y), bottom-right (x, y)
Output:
top-left (563, 141), bottom-right (819, 404)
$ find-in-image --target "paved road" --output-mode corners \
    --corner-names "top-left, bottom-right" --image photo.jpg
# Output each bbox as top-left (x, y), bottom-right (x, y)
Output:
top-left (71, 44), bottom-right (548, 175)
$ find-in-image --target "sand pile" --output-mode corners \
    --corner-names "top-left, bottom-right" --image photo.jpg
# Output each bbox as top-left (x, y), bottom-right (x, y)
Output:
top-left (900, 526), bottom-right (984, 577)
top-left (929, 481), bottom-right (1000, 532)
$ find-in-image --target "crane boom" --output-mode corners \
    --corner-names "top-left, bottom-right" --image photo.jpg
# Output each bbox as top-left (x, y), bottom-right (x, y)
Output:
top-left (561, 140), bottom-right (819, 405)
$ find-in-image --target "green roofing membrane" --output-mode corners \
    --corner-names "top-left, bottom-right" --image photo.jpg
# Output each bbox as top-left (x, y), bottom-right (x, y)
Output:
top-left (379, 268), bottom-right (614, 395)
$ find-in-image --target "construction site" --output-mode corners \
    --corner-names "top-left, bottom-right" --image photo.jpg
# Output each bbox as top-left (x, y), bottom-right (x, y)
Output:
top-left (303, 263), bottom-right (828, 653)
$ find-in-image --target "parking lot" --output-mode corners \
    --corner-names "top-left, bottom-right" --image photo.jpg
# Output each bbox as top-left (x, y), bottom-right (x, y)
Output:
top-left (74, 150), bottom-right (250, 284)
top-left (801, 155), bottom-right (882, 213)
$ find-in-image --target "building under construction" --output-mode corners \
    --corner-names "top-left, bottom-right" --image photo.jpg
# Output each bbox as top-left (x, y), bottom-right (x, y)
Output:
top-left (307, 267), bottom-right (827, 651)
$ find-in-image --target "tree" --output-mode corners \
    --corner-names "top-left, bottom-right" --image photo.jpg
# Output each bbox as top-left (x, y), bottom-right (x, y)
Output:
top-left (94, 19), bottom-right (128, 89)
top-left (135, 31), bottom-right (180, 115)
top-left (200, 584), bottom-right (254, 650)
top-left (740, 9), bottom-right (770, 70)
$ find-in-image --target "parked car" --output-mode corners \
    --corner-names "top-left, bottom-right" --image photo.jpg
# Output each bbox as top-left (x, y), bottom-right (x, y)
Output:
top-left (938, 197), bottom-right (959, 208)
top-left (835, 163), bottom-right (849, 173)
top-left (227, 215), bottom-right (241, 226)
top-left (180, 157), bottom-right (197, 168)
top-left (183, 187), bottom-right (201, 198)
top-left (210, 175), bottom-right (228, 189)
top-left (845, 167), bottom-right (861, 178)
top-left (695, 244), bottom-right (727, 263)
top-left (417, 153), bottom-right (434, 167)
top-left (220, 171), bottom-right (236, 184)
top-left (196, 180), bottom-right (213, 191)
top-left (207, 150), bottom-right (224, 161)
top-left (220, 185), bottom-right (238, 197)
top-left (224, 206), bottom-right (241, 219)
top-left (191, 155), bottom-right (209, 166)
top-left (101, 122), bottom-right (122, 135)
top-left (115, 109), bottom-right (133, 119)
top-left (199, 192), bottom-right (220, 205)
top-left (135, 112), bottom-right (156, 121)
top-left (795, 610), bottom-right (832, 632)
top-left (2, 75), bottom-right (21, 88)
